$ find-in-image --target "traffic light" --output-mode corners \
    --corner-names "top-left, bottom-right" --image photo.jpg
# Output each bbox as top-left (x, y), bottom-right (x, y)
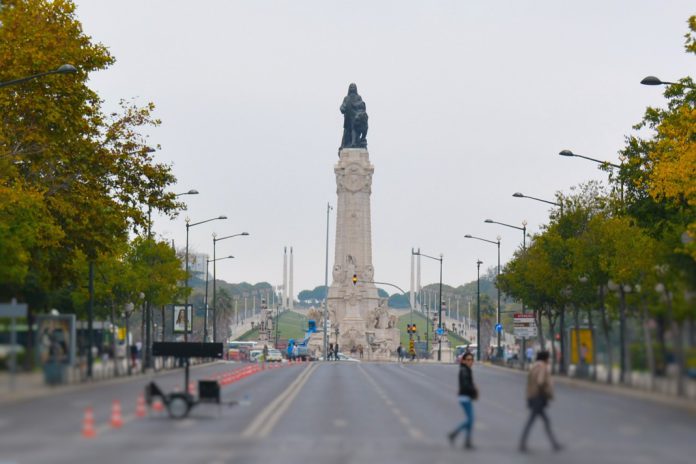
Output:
top-left (352, 274), bottom-right (358, 286)
top-left (406, 324), bottom-right (412, 334)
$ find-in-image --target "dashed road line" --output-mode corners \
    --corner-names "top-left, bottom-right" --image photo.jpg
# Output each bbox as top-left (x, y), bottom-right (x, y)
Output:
top-left (358, 364), bottom-right (424, 441)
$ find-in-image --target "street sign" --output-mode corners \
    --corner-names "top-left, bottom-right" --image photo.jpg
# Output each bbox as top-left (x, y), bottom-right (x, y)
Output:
top-left (436, 327), bottom-right (444, 336)
top-left (0, 299), bottom-right (28, 318)
top-left (495, 323), bottom-right (503, 333)
top-left (513, 313), bottom-right (537, 338)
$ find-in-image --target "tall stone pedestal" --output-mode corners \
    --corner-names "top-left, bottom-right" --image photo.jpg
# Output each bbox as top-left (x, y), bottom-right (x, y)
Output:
top-left (326, 148), bottom-right (399, 360)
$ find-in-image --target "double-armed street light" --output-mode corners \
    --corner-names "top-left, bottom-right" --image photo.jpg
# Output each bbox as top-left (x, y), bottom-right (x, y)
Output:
top-left (484, 219), bottom-right (527, 251)
top-left (185, 215), bottom-right (228, 341)
top-left (0, 64), bottom-right (77, 89)
top-left (204, 255), bottom-right (234, 342)
top-left (412, 250), bottom-right (444, 361)
top-left (512, 192), bottom-right (564, 216)
top-left (465, 234), bottom-right (502, 359)
top-left (640, 76), bottom-right (696, 89)
top-left (212, 232), bottom-right (249, 342)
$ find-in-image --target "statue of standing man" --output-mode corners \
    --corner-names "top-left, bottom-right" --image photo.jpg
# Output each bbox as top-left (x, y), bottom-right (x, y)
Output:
top-left (340, 83), bottom-right (368, 149)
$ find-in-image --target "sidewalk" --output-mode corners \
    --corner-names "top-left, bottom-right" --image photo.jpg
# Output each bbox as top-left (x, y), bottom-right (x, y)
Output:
top-left (483, 361), bottom-right (696, 414)
top-left (0, 358), bottom-right (211, 406)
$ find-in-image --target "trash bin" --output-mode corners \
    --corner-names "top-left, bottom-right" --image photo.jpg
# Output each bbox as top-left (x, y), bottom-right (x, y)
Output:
top-left (43, 362), bottom-right (66, 385)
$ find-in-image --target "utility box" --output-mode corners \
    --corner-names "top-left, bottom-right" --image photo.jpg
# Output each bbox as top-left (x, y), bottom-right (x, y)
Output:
top-left (198, 380), bottom-right (220, 404)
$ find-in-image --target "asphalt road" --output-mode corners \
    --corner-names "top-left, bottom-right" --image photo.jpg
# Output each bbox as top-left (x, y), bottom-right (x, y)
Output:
top-left (1, 360), bottom-right (694, 464)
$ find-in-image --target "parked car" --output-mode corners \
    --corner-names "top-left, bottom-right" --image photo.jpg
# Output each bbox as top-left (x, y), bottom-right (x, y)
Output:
top-left (249, 349), bottom-right (263, 362)
top-left (266, 349), bottom-right (283, 362)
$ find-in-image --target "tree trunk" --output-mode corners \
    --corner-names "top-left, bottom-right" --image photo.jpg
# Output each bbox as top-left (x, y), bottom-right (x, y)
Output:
top-left (547, 310), bottom-right (557, 374)
top-left (656, 315), bottom-right (667, 376)
top-left (674, 321), bottom-right (686, 397)
top-left (161, 306), bottom-right (166, 342)
top-left (598, 286), bottom-right (614, 384)
top-left (536, 309), bottom-right (545, 350)
top-left (640, 298), bottom-right (655, 391)
top-left (110, 305), bottom-right (119, 377)
top-left (587, 308), bottom-right (598, 381)
top-left (573, 304), bottom-right (582, 378)
top-left (619, 287), bottom-right (628, 384)
top-left (559, 306), bottom-right (566, 375)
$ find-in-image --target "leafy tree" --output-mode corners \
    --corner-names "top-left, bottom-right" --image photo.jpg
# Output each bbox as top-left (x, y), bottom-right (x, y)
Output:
top-left (0, 0), bottom-right (181, 305)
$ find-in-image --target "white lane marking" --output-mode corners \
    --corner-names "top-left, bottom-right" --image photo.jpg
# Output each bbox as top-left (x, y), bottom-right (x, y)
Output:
top-left (242, 363), bottom-right (317, 438)
top-left (358, 364), bottom-right (425, 441)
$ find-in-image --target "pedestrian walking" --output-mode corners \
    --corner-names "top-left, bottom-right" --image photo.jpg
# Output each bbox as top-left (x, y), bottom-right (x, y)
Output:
top-left (519, 351), bottom-right (562, 452)
top-left (328, 343), bottom-right (334, 361)
top-left (448, 352), bottom-right (478, 449)
top-left (358, 344), bottom-right (364, 359)
top-left (334, 343), bottom-right (340, 361)
top-left (396, 344), bottom-right (403, 362)
top-left (262, 344), bottom-right (269, 370)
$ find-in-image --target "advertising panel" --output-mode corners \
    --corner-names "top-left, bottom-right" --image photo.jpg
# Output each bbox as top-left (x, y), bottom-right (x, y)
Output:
top-left (173, 305), bottom-right (193, 333)
top-left (36, 314), bottom-right (76, 365)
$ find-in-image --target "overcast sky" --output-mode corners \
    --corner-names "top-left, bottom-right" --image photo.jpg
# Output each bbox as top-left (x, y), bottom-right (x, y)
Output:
top-left (74, 0), bottom-right (694, 296)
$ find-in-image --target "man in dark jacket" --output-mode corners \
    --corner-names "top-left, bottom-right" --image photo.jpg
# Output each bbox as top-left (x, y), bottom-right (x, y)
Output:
top-left (448, 352), bottom-right (477, 449)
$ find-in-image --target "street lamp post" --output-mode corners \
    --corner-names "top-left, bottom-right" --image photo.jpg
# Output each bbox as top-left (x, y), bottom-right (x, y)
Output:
top-left (485, 218), bottom-right (528, 367)
top-left (0, 64), bottom-right (77, 89)
top-left (212, 232), bottom-right (249, 342)
top-left (205, 255), bottom-right (234, 341)
top-left (141, 187), bottom-right (197, 369)
top-left (323, 203), bottom-right (333, 362)
top-left (412, 251), bottom-right (444, 361)
top-left (512, 192), bottom-right (563, 216)
top-left (465, 234), bottom-right (501, 359)
top-left (185, 215), bottom-right (228, 342)
top-left (476, 260), bottom-right (483, 361)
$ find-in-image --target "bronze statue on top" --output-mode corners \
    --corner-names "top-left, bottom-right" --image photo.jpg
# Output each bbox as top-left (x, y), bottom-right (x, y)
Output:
top-left (340, 83), bottom-right (368, 149)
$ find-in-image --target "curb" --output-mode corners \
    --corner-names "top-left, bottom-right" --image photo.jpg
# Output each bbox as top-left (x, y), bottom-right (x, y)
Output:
top-left (482, 362), bottom-right (696, 415)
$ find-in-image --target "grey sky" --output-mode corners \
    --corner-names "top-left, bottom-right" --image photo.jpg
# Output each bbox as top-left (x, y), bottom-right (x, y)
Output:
top-left (74, 0), bottom-right (694, 296)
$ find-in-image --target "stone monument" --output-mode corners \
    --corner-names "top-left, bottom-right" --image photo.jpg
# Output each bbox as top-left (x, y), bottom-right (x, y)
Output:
top-left (322, 83), bottom-right (399, 360)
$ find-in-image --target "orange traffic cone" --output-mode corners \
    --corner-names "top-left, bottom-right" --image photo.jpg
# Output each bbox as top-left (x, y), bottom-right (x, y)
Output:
top-left (82, 407), bottom-right (96, 438)
top-left (152, 398), bottom-right (164, 412)
top-left (110, 400), bottom-right (123, 428)
top-left (136, 394), bottom-right (147, 418)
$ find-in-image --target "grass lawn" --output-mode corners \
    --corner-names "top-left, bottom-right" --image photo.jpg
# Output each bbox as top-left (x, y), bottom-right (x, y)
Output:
top-left (238, 310), bottom-right (309, 342)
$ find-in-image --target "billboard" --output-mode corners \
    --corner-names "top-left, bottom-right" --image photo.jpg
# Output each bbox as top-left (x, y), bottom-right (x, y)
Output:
top-left (172, 305), bottom-right (193, 333)
top-left (36, 314), bottom-right (76, 365)
top-left (569, 328), bottom-right (593, 364)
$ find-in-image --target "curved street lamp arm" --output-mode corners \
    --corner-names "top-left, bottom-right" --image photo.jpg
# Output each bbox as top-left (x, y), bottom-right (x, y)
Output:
top-left (214, 232), bottom-right (250, 243)
top-left (465, 235), bottom-right (499, 246)
top-left (559, 150), bottom-right (620, 169)
top-left (189, 216), bottom-right (227, 228)
top-left (485, 219), bottom-right (523, 231)
top-left (411, 251), bottom-right (442, 262)
top-left (0, 64), bottom-right (77, 89)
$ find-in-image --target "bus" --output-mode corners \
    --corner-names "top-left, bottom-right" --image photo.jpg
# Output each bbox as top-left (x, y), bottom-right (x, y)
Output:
top-left (227, 340), bottom-right (258, 361)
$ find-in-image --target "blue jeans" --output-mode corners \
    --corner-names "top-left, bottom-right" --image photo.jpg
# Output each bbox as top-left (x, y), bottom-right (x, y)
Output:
top-left (455, 396), bottom-right (474, 437)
